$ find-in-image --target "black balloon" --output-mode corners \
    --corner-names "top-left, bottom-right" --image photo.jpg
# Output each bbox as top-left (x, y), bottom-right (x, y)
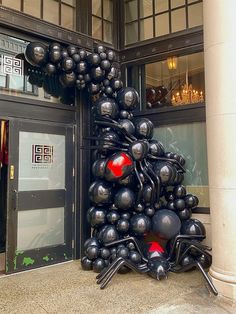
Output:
top-left (98, 225), bottom-right (119, 244)
top-left (49, 49), bottom-right (61, 63)
top-left (93, 258), bottom-right (106, 273)
top-left (106, 211), bottom-right (120, 224)
top-left (181, 219), bottom-right (206, 236)
top-left (88, 82), bottom-right (101, 94)
top-left (174, 185), bottom-right (187, 198)
top-left (95, 97), bottom-right (119, 119)
top-left (117, 247), bottom-right (129, 258)
top-left (89, 180), bottom-right (113, 205)
top-left (118, 119), bottom-right (135, 135)
top-left (110, 78), bottom-right (123, 91)
top-left (100, 247), bottom-right (110, 259)
top-left (129, 251), bottom-right (142, 264)
top-left (84, 237), bottom-right (100, 251)
top-left (59, 72), bottom-right (76, 87)
top-left (130, 214), bottom-right (151, 236)
top-left (87, 206), bottom-right (107, 228)
top-left (116, 219), bottom-right (130, 233)
top-left (114, 187), bottom-right (135, 210)
top-left (44, 63), bottom-right (56, 75)
top-left (67, 45), bottom-right (78, 56)
top-left (117, 87), bottom-right (139, 111)
top-left (174, 198), bottom-right (185, 211)
top-left (178, 208), bottom-right (192, 220)
top-left (152, 209), bottom-right (181, 240)
top-left (92, 159), bottom-right (107, 178)
top-left (87, 53), bottom-right (101, 66)
top-left (91, 66), bottom-right (105, 82)
top-left (25, 42), bottom-right (48, 67)
top-left (61, 57), bottom-right (75, 72)
top-left (135, 118), bottom-right (154, 139)
top-left (85, 245), bottom-right (99, 260)
top-left (76, 61), bottom-right (88, 74)
top-left (100, 60), bottom-right (111, 71)
top-left (149, 140), bottom-right (165, 157)
top-left (81, 256), bottom-right (93, 270)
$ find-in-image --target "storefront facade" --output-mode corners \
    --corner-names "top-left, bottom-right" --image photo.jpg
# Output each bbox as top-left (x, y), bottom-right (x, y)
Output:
top-left (0, 0), bottom-right (235, 301)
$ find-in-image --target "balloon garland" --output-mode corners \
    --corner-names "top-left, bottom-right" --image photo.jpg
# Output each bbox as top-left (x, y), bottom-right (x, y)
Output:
top-left (24, 42), bottom-right (217, 295)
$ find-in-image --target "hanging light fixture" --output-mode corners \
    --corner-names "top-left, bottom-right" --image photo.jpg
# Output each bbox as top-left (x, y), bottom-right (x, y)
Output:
top-left (167, 56), bottom-right (178, 70)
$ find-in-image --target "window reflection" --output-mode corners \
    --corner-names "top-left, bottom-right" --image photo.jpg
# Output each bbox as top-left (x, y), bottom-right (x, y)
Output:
top-left (145, 52), bottom-right (204, 109)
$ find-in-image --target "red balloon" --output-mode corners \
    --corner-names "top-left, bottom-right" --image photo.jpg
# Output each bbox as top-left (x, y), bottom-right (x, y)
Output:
top-left (104, 152), bottom-right (134, 182)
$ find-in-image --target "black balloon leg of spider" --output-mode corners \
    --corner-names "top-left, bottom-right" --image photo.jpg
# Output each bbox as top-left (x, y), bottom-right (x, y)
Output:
top-left (134, 161), bottom-right (144, 207)
top-left (95, 117), bottom-right (137, 142)
top-left (84, 136), bottom-right (130, 147)
top-left (167, 235), bottom-right (206, 261)
top-left (148, 154), bottom-right (186, 173)
top-left (143, 159), bottom-right (161, 204)
top-left (195, 261), bottom-right (218, 296)
top-left (139, 161), bottom-right (156, 206)
top-left (172, 240), bottom-right (212, 267)
top-left (97, 257), bottom-right (148, 289)
top-left (96, 257), bottom-right (123, 282)
top-left (104, 236), bottom-right (148, 262)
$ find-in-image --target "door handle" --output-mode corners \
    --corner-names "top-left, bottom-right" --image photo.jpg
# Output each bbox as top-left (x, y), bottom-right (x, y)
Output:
top-left (12, 190), bottom-right (19, 210)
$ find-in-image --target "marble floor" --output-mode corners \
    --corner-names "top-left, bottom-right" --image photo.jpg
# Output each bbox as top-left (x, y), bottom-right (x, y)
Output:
top-left (0, 260), bottom-right (235, 313)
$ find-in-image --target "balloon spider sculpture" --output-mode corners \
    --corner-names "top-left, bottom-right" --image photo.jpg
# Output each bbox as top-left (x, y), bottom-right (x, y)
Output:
top-left (95, 235), bottom-right (218, 295)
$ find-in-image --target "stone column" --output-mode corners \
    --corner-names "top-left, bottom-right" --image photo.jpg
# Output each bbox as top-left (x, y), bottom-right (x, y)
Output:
top-left (203, 0), bottom-right (236, 300)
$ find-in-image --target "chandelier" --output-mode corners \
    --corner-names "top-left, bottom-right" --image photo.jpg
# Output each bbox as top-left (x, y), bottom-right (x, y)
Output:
top-left (171, 83), bottom-right (204, 106)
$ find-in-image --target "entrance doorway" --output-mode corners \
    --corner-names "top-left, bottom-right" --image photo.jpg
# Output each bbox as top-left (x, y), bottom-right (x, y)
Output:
top-left (0, 118), bottom-right (75, 274)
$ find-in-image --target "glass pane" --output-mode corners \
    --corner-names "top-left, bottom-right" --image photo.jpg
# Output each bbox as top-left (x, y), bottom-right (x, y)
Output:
top-left (155, 0), bottom-right (168, 13)
top-left (188, 0), bottom-right (198, 3)
top-left (145, 52), bottom-right (204, 109)
top-left (171, 0), bottom-right (185, 8)
top-left (125, 22), bottom-right (138, 45)
top-left (43, 0), bottom-right (59, 25)
top-left (155, 13), bottom-right (169, 37)
top-left (140, 0), bottom-right (153, 18)
top-left (92, 0), bottom-right (102, 17)
top-left (61, 4), bottom-right (75, 30)
top-left (125, 0), bottom-right (138, 22)
top-left (103, 0), bottom-right (113, 21)
top-left (171, 8), bottom-right (186, 32)
top-left (188, 3), bottom-right (203, 28)
top-left (140, 18), bottom-right (154, 41)
top-left (17, 207), bottom-right (64, 250)
top-left (18, 132), bottom-right (65, 191)
top-left (0, 34), bottom-right (67, 104)
top-left (104, 21), bottom-right (113, 43)
top-left (2, 0), bottom-right (21, 11)
top-left (153, 122), bottom-right (209, 207)
top-left (92, 16), bottom-right (102, 40)
top-left (24, 0), bottom-right (41, 18)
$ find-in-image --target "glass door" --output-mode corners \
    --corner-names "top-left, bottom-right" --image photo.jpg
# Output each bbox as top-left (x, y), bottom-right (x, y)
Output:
top-left (6, 119), bottom-right (74, 273)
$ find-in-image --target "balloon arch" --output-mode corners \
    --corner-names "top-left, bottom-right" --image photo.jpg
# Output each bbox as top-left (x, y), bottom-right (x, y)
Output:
top-left (24, 42), bottom-right (217, 295)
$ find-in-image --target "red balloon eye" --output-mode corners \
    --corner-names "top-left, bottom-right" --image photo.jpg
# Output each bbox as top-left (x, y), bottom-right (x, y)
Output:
top-left (106, 152), bottom-right (133, 179)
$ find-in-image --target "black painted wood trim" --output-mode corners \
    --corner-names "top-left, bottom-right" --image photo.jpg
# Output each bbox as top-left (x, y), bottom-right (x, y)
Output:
top-left (192, 207), bottom-right (210, 214)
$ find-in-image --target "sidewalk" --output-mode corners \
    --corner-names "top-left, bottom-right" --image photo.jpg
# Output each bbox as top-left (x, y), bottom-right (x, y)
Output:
top-left (0, 260), bottom-right (235, 313)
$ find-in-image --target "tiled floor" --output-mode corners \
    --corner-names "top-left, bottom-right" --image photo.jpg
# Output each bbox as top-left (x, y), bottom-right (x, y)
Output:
top-left (0, 260), bottom-right (235, 313)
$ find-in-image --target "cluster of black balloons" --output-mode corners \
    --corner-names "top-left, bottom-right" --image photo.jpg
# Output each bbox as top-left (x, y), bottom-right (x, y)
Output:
top-left (24, 42), bottom-right (122, 105)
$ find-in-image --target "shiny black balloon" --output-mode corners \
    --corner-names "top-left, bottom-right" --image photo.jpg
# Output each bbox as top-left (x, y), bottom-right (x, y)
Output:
top-left (84, 237), bottom-right (100, 251)
top-left (174, 198), bottom-right (185, 211)
top-left (135, 118), bottom-right (154, 139)
top-left (181, 218), bottom-right (206, 236)
top-left (178, 208), bottom-right (192, 220)
top-left (129, 140), bottom-right (149, 161)
top-left (98, 225), bottom-right (119, 244)
top-left (44, 63), bottom-right (56, 75)
top-left (88, 82), bottom-right (101, 94)
top-left (127, 242), bottom-right (136, 251)
top-left (130, 214), bottom-right (151, 236)
top-left (95, 97), bottom-right (119, 119)
top-left (72, 53), bottom-right (80, 63)
top-left (167, 201), bottom-right (176, 211)
top-left (49, 42), bottom-right (61, 51)
top-left (104, 86), bottom-right (113, 96)
top-left (116, 218), bottom-right (130, 233)
top-left (76, 61), bottom-right (88, 74)
top-left (61, 49), bottom-right (69, 58)
top-left (154, 162), bottom-right (177, 185)
top-left (81, 256), bottom-right (93, 271)
top-left (120, 212), bottom-right (131, 220)
top-left (78, 48), bottom-right (87, 60)
top-left (117, 87), bottom-right (139, 111)
top-left (145, 207), bottom-right (155, 217)
top-left (117, 247), bottom-right (129, 258)
top-left (149, 140), bottom-right (165, 157)
top-left (61, 57), bottom-right (75, 72)
top-left (85, 245), bottom-right (99, 260)
top-left (100, 59), bottom-right (111, 71)
top-left (25, 42), bottom-right (48, 67)
top-left (98, 131), bottom-right (120, 155)
top-left (143, 184), bottom-right (153, 204)
top-left (92, 159), bottom-right (107, 178)
top-left (174, 185), bottom-right (187, 198)
top-left (129, 251), bottom-right (142, 264)
top-left (110, 78), bottom-right (123, 91)
top-left (67, 45), bottom-right (78, 56)
top-left (107, 66), bottom-right (120, 80)
top-left (100, 247), bottom-right (110, 260)
top-left (152, 209), bottom-right (181, 240)
top-left (106, 211), bottom-right (120, 224)
top-left (114, 187), bottom-right (135, 210)
top-left (87, 53), bottom-right (101, 66)
top-left (90, 66), bottom-right (105, 82)
top-left (184, 194), bottom-right (197, 208)
top-left (106, 49), bottom-right (116, 62)
top-left (93, 258), bottom-right (106, 273)
top-left (134, 203), bottom-right (145, 213)
top-left (118, 119), bottom-right (135, 136)
top-left (87, 206), bottom-right (107, 228)
top-left (119, 110), bottom-right (132, 120)
top-left (59, 71), bottom-right (76, 87)
top-left (94, 44), bottom-right (106, 54)
top-left (180, 255), bottom-right (195, 267)
top-left (49, 49), bottom-right (61, 64)
top-left (89, 180), bottom-right (113, 205)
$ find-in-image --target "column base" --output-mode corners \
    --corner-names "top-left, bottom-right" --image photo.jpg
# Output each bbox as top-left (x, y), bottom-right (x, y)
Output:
top-left (209, 268), bottom-right (236, 301)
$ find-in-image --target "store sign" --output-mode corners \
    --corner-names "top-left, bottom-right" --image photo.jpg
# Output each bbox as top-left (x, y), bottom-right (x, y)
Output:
top-left (0, 54), bottom-right (24, 76)
top-left (32, 145), bottom-right (54, 164)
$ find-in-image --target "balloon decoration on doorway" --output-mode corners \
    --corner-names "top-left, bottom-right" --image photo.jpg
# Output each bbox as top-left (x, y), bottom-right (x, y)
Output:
top-left (24, 42), bottom-right (217, 295)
